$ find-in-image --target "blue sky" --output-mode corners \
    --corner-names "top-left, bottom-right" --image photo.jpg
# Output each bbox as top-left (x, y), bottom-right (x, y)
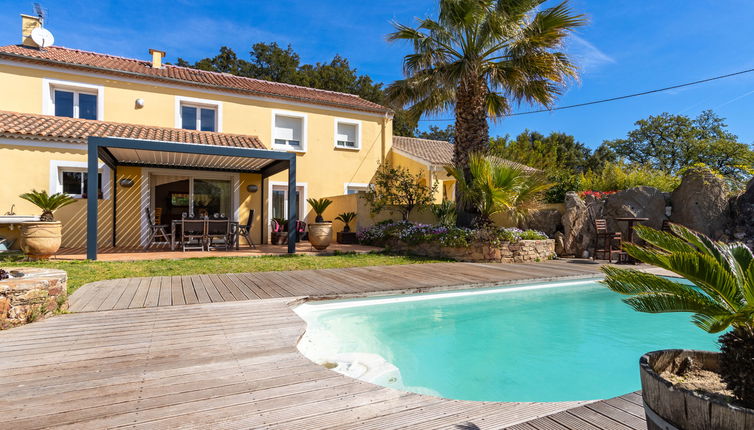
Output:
top-left (2, 1), bottom-right (754, 149)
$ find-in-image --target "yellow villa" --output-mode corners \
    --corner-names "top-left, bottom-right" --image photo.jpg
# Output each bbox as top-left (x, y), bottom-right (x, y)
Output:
top-left (0, 14), bottom-right (465, 258)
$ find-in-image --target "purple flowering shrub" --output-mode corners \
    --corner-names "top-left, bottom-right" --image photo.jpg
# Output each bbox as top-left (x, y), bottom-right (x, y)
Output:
top-left (357, 221), bottom-right (547, 247)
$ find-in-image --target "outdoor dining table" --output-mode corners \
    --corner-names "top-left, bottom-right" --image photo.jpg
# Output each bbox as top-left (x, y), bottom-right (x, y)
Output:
top-left (614, 217), bottom-right (649, 264)
top-left (170, 219), bottom-right (240, 251)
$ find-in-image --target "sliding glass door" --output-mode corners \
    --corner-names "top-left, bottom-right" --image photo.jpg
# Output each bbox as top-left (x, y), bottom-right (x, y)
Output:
top-left (151, 174), bottom-right (232, 224)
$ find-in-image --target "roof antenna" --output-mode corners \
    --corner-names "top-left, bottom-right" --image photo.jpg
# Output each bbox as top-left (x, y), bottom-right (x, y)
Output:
top-left (30, 3), bottom-right (55, 50)
top-left (33, 3), bottom-right (47, 25)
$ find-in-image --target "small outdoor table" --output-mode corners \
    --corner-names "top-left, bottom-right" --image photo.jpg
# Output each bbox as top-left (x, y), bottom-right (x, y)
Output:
top-left (614, 217), bottom-right (649, 264)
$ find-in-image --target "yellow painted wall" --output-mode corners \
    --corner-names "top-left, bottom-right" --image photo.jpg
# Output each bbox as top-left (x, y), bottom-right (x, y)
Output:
top-left (389, 151), bottom-right (456, 203)
top-left (0, 60), bottom-right (393, 247)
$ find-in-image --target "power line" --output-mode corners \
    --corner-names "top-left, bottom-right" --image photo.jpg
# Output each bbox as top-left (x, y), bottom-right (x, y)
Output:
top-left (417, 67), bottom-right (754, 121)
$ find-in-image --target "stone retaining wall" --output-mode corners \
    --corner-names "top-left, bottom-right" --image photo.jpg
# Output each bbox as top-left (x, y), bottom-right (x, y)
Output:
top-left (0, 268), bottom-right (67, 329)
top-left (385, 239), bottom-right (555, 263)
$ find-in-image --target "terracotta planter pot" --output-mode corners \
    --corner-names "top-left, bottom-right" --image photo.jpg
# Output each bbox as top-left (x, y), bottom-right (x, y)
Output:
top-left (20, 221), bottom-right (62, 260)
top-left (308, 222), bottom-right (333, 250)
top-left (640, 349), bottom-right (754, 430)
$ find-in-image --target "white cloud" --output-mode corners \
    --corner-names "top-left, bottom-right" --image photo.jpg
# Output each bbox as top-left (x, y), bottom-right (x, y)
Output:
top-left (568, 34), bottom-right (616, 73)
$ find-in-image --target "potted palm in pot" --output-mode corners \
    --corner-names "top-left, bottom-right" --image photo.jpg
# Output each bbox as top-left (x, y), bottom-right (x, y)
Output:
top-left (602, 223), bottom-right (754, 429)
top-left (18, 190), bottom-right (75, 259)
top-left (306, 198), bottom-right (333, 250)
top-left (335, 212), bottom-right (358, 244)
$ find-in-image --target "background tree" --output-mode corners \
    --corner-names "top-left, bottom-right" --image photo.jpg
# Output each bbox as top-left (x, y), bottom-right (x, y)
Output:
top-left (386, 0), bottom-right (585, 225)
top-left (604, 110), bottom-right (753, 185)
top-left (416, 125), bottom-right (456, 143)
top-left (363, 163), bottom-right (437, 220)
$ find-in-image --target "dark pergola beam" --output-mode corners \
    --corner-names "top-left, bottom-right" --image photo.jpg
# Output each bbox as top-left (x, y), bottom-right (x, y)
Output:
top-left (87, 136), bottom-right (297, 260)
top-left (261, 160), bottom-right (291, 178)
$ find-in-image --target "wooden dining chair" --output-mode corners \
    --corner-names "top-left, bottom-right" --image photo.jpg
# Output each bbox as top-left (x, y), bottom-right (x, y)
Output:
top-left (593, 219), bottom-right (622, 262)
top-left (181, 218), bottom-right (206, 252)
top-left (206, 220), bottom-right (231, 251)
top-left (236, 209), bottom-right (256, 249)
top-left (145, 207), bottom-right (170, 250)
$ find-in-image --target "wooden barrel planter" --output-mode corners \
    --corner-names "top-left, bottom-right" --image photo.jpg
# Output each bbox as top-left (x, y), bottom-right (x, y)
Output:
top-left (640, 349), bottom-right (754, 430)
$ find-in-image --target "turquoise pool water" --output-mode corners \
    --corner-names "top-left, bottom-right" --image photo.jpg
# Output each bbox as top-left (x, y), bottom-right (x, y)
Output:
top-left (295, 279), bottom-right (720, 402)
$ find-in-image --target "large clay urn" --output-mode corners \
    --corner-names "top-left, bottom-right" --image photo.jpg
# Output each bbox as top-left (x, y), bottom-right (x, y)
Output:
top-left (20, 221), bottom-right (62, 260)
top-left (308, 222), bottom-right (333, 250)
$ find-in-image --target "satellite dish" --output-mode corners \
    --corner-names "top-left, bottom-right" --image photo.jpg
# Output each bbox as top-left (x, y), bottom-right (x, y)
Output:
top-left (31, 27), bottom-right (54, 48)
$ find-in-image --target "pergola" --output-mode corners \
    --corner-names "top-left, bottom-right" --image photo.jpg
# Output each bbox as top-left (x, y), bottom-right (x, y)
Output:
top-left (86, 136), bottom-right (298, 260)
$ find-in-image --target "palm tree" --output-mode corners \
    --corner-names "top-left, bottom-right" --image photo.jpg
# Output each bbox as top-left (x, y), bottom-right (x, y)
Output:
top-left (335, 212), bottom-right (358, 232)
top-left (446, 152), bottom-right (551, 226)
top-left (19, 190), bottom-right (75, 222)
top-left (386, 0), bottom-right (585, 171)
top-left (602, 223), bottom-right (754, 407)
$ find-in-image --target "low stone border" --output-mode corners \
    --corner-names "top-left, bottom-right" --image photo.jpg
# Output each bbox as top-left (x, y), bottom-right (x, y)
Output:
top-left (385, 239), bottom-right (556, 263)
top-left (0, 268), bottom-right (67, 329)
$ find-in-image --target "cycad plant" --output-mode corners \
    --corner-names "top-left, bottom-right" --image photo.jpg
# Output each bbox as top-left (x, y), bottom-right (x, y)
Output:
top-left (335, 212), bottom-right (357, 232)
top-left (602, 223), bottom-right (754, 407)
top-left (446, 153), bottom-right (551, 227)
top-left (431, 200), bottom-right (456, 227)
top-left (306, 198), bottom-right (333, 222)
top-left (19, 190), bottom-right (75, 222)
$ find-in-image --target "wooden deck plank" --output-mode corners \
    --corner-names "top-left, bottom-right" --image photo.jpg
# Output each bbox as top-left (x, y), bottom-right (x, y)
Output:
top-left (157, 276), bottom-right (172, 306)
top-left (198, 274), bottom-right (223, 302)
top-left (180, 276), bottom-right (199, 305)
top-left (112, 277), bottom-right (141, 310)
top-left (190, 275), bottom-right (211, 304)
top-left (170, 276), bottom-right (186, 305)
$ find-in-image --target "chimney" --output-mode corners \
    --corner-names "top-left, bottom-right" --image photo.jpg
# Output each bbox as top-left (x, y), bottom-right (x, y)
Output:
top-left (21, 14), bottom-right (42, 48)
top-left (149, 49), bottom-right (166, 69)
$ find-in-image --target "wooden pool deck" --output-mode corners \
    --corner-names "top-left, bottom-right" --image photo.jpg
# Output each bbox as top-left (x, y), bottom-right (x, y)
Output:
top-left (1, 260), bottom-right (652, 429)
top-left (69, 259), bottom-right (608, 312)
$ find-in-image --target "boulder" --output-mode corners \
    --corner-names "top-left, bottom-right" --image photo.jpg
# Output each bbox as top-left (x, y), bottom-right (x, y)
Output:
top-left (602, 186), bottom-right (668, 237)
top-left (671, 168), bottom-right (730, 239)
top-left (729, 177), bottom-right (754, 248)
top-left (561, 192), bottom-right (597, 257)
top-left (523, 208), bottom-right (562, 237)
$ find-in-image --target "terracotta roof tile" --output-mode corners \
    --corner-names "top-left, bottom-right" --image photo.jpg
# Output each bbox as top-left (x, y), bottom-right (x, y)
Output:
top-left (0, 45), bottom-right (390, 114)
top-left (0, 110), bottom-right (266, 148)
top-left (392, 135), bottom-right (536, 171)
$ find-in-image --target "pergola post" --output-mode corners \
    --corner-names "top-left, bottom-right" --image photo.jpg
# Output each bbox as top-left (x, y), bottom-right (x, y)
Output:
top-left (286, 157), bottom-right (297, 253)
top-left (86, 139), bottom-right (99, 260)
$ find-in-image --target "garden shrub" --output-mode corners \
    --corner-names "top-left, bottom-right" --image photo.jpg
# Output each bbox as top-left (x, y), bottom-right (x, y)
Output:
top-left (579, 162), bottom-right (680, 192)
top-left (357, 221), bottom-right (548, 248)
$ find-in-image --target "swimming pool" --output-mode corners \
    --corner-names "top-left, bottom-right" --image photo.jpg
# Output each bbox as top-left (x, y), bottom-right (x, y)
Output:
top-left (295, 278), bottom-right (719, 402)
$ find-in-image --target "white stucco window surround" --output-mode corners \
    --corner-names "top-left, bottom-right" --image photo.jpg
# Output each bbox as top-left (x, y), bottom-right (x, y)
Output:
top-left (42, 78), bottom-right (105, 120)
top-left (334, 118), bottom-right (361, 150)
top-left (174, 96), bottom-right (223, 132)
top-left (344, 183), bottom-right (370, 195)
top-left (49, 160), bottom-right (111, 199)
top-left (271, 110), bottom-right (307, 153)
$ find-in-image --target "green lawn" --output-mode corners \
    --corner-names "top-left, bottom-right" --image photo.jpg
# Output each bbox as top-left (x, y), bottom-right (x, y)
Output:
top-left (1, 252), bottom-right (445, 295)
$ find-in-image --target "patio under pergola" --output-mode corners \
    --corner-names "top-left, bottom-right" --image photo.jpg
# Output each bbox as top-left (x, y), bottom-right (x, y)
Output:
top-left (86, 136), bottom-right (299, 260)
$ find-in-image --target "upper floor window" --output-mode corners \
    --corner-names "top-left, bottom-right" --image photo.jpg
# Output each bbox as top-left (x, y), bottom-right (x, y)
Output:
top-left (180, 104), bottom-right (217, 132)
top-left (272, 111), bottom-right (307, 152)
top-left (43, 79), bottom-right (104, 120)
top-left (54, 90), bottom-right (98, 120)
top-left (175, 96), bottom-right (222, 132)
top-left (345, 183), bottom-right (369, 195)
top-left (335, 119), bottom-right (361, 150)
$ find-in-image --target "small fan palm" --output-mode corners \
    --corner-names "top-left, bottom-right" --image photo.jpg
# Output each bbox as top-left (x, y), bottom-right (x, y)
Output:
top-left (602, 223), bottom-right (754, 407)
top-left (335, 212), bottom-right (357, 232)
top-left (431, 200), bottom-right (456, 227)
top-left (446, 153), bottom-right (551, 226)
top-left (19, 190), bottom-right (75, 222)
top-left (306, 198), bottom-right (333, 222)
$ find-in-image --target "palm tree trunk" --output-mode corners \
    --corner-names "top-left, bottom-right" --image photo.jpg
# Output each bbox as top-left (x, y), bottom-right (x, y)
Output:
top-left (454, 78), bottom-right (490, 227)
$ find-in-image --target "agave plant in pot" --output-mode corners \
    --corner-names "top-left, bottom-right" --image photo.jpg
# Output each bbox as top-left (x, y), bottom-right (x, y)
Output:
top-left (602, 223), bottom-right (754, 429)
top-left (306, 198), bottom-right (333, 250)
top-left (335, 212), bottom-right (358, 244)
top-left (18, 190), bottom-right (75, 259)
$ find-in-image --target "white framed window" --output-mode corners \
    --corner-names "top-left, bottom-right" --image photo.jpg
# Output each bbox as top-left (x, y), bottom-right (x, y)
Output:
top-left (175, 96), bottom-right (222, 132)
top-left (344, 182), bottom-right (370, 195)
top-left (42, 78), bottom-right (104, 120)
top-left (334, 118), bottom-right (361, 150)
top-left (268, 181), bottom-right (308, 230)
top-left (49, 160), bottom-right (111, 199)
top-left (272, 110), bottom-right (307, 152)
